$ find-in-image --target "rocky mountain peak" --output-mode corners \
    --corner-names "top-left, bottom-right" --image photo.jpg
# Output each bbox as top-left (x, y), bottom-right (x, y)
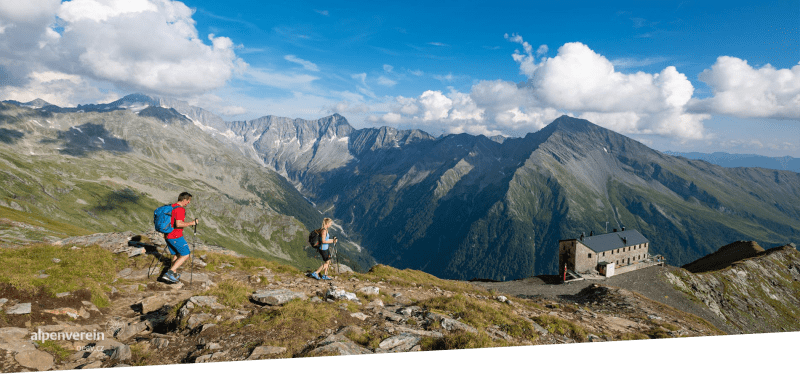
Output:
top-left (114, 93), bottom-right (160, 107)
top-left (23, 98), bottom-right (53, 109)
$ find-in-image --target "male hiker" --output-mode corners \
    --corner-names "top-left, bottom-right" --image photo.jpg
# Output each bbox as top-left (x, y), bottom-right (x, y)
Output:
top-left (310, 217), bottom-right (337, 280)
top-left (161, 192), bottom-right (198, 283)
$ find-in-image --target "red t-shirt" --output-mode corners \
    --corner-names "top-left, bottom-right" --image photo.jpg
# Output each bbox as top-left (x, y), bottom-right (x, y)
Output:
top-left (165, 203), bottom-right (185, 239)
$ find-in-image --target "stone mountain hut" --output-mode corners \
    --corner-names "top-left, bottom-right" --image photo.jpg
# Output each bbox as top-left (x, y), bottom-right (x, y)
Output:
top-left (559, 228), bottom-right (650, 277)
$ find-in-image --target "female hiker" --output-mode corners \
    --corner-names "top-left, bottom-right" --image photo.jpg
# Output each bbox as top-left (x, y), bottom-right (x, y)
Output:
top-left (310, 218), bottom-right (337, 280)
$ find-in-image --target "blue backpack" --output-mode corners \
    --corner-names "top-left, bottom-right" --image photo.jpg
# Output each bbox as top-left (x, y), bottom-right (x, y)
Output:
top-left (153, 204), bottom-right (174, 234)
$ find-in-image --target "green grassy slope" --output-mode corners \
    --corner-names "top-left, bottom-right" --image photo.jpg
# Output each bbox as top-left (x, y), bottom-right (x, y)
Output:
top-left (0, 103), bottom-right (369, 271)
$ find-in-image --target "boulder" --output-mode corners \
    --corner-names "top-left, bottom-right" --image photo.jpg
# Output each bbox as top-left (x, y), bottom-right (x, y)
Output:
top-left (248, 345), bottom-right (287, 359)
top-left (0, 327), bottom-right (36, 352)
top-left (186, 295), bottom-right (225, 309)
top-left (186, 313), bottom-right (212, 330)
top-left (426, 312), bottom-right (478, 334)
top-left (486, 325), bottom-right (513, 341)
top-left (81, 301), bottom-right (101, 313)
top-left (82, 361), bottom-right (104, 369)
top-left (6, 303), bottom-right (31, 315)
top-left (115, 321), bottom-right (148, 341)
top-left (306, 341), bottom-right (371, 356)
top-left (138, 295), bottom-right (172, 314)
top-left (151, 338), bottom-right (170, 349)
top-left (15, 350), bottom-right (54, 371)
top-left (378, 333), bottom-right (421, 352)
top-left (350, 312), bottom-right (369, 321)
top-left (250, 289), bottom-right (307, 306)
top-left (95, 337), bottom-right (125, 350)
top-left (87, 349), bottom-right (106, 360)
top-left (118, 268), bottom-right (149, 280)
top-left (178, 295), bottom-right (226, 318)
top-left (398, 306), bottom-right (421, 317)
top-left (178, 272), bottom-right (212, 284)
top-left (531, 321), bottom-right (549, 335)
top-left (357, 286), bottom-right (380, 296)
top-left (200, 323), bottom-right (216, 332)
top-left (380, 309), bottom-right (405, 322)
top-left (110, 345), bottom-right (131, 361)
top-left (326, 288), bottom-right (359, 302)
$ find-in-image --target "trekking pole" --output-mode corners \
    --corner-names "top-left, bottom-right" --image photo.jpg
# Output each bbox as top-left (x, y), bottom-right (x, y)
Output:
top-left (147, 243), bottom-right (159, 278)
top-left (333, 240), bottom-right (339, 276)
top-left (147, 240), bottom-right (170, 279)
top-left (190, 219), bottom-right (197, 288)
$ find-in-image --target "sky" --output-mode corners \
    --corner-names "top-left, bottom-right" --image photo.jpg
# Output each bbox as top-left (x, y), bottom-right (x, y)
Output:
top-left (0, 0), bottom-right (798, 156)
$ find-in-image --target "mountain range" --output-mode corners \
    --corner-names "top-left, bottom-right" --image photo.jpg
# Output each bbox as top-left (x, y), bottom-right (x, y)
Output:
top-left (2, 94), bottom-right (799, 281)
top-left (218, 110), bottom-right (800, 280)
top-left (664, 151), bottom-right (800, 173)
top-left (0, 97), bottom-right (373, 272)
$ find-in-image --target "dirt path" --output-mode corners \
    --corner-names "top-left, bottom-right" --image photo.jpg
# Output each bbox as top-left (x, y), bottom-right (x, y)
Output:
top-left (471, 265), bottom-right (737, 334)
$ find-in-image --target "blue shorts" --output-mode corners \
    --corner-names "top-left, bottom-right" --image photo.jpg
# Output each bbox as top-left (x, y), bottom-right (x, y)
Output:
top-left (166, 237), bottom-right (191, 256)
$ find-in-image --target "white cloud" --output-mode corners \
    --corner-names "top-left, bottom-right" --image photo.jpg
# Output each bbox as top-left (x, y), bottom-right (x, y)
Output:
top-left (433, 73), bottom-right (456, 83)
top-left (59, 0), bottom-right (157, 22)
top-left (408, 69), bottom-right (423, 76)
top-left (419, 90), bottom-right (452, 121)
top-left (351, 73), bottom-right (367, 86)
top-left (0, 69), bottom-right (118, 107)
top-left (369, 39), bottom-right (713, 139)
top-left (351, 73), bottom-right (375, 98)
top-left (383, 64), bottom-right (393, 72)
top-left (611, 56), bottom-right (670, 69)
top-left (284, 55), bottom-right (319, 72)
top-left (333, 100), bottom-right (371, 115)
top-left (0, 0), bottom-right (245, 102)
top-left (690, 56), bottom-right (800, 119)
top-left (506, 38), bottom-right (708, 139)
top-left (246, 68), bottom-right (319, 91)
top-left (505, 33), bottom-right (537, 77)
top-left (365, 85), bottom-right (554, 137)
top-left (377, 76), bottom-right (397, 87)
top-left (218, 105), bottom-right (247, 116)
top-left (379, 112), bottom-right (402, 124)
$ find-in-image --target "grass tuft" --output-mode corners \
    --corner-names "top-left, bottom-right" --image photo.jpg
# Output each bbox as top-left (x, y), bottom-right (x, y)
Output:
top-left (0, 243), bottom-right (115, 307)
top-left (202, 279), bottom-right (251, 308)
top-left (532, 315), bottom-right (588, 342)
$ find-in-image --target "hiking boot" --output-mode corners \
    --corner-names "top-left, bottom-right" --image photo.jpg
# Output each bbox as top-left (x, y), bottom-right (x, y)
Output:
top-left (161, 271), bottom-right (178, 283)
top-left (310, 272), bottom-right (321, 280)
top-left (321, 275), bottom-right (332, 280)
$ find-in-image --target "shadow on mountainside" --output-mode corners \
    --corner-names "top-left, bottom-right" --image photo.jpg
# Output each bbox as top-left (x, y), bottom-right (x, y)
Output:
top-left (54, 123), bottom-right (131, 156)
top-left (682, 240), bottom-right (765, 273)
top-left (92, 188), bottom-right (142, 213)
top-left (0, 128), bottom-right (24, 144)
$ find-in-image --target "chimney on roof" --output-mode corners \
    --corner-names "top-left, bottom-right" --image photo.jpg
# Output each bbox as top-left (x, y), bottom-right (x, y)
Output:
top-left (589, 230), bottom-right (593, 236)
top-left (613, 228), bottom-right (617, 232)
top-left (622, 237), bottom-right (627, 244)
top-left (580, 233), bottom-right (585, 241)
top-left (621, 226), bottom-right (626, 231)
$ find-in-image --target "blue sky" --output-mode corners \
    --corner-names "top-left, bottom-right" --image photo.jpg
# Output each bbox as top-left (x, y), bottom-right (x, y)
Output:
top-left (1, 0), bottom-right (798, 156)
